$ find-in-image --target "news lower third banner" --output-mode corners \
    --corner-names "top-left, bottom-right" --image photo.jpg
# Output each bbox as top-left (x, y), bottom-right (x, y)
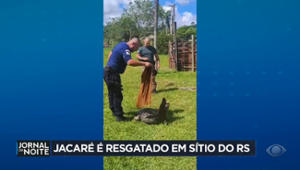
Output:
top-left (16, 140), bottom-right (256, 157)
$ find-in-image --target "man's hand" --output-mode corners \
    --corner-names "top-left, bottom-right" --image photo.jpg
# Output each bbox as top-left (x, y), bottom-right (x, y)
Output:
top-left (156, 63), bottom-right (160, 69)
top-left (144, 62), bottom-right (152, 67)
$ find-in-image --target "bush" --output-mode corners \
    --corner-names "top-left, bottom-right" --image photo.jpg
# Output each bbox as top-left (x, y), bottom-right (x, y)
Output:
top-left (156, 33), bottom-right (173, 55)
top-left (105, 33), bottom-right (173, 55)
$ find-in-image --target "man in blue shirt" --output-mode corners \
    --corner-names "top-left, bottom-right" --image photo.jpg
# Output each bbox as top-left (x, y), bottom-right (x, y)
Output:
top-left (104, 38), bottom-right (152, 122)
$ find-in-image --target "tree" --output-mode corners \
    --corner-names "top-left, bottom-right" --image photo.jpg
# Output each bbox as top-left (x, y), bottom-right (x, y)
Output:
top-left (103, 0), bottom-right (195, 55)
top-left (176, 24), bottom-right (197, 41)
top-left (156, 32), bottom-right (173, 54)
top-left (104, 0), bottom-right (170, 42)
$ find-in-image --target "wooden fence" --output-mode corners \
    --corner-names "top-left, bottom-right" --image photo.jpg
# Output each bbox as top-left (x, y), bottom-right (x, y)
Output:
top-left (169, 35), bottom-right (197, 71)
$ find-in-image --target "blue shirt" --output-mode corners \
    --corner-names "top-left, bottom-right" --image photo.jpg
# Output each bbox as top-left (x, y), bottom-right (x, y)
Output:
top-left (106, 42), bottom-right (132, 74)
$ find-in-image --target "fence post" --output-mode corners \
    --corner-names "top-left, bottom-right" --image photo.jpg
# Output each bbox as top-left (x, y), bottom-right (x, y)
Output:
top-left (174, 22), bottom-right (178, 71)
top-left (168, 41), bottom-right (171, 69)
top-left (191, 35), bottom-right (195, 72)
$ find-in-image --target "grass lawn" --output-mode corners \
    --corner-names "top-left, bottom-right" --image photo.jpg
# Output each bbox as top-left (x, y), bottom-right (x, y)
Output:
top-left (103, 48), bottom-right (197, 170)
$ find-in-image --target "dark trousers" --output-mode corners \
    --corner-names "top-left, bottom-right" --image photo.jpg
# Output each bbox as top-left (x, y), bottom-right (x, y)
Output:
top-left (103, 66), bottom-right (124, 117)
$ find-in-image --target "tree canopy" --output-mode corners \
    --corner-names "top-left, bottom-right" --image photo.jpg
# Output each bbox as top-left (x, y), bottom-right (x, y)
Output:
top-left (103, 0), bottom-right (196, 54)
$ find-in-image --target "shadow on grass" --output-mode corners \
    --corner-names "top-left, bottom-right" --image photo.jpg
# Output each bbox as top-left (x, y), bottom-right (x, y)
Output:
top-left (126, 109), bottom-right (184, 124)
top-left (166, 109), bottom-right (184, 123)
top-left (157, 87), bottom-right (178, 93)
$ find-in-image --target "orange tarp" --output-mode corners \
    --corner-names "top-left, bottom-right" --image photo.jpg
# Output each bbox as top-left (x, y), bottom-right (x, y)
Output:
top-left (136, 67), bottom-right (152, 108)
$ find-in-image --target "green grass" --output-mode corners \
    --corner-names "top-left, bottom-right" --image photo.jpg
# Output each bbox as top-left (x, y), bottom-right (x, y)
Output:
top-left (103, 48), bottom-right (197, 170)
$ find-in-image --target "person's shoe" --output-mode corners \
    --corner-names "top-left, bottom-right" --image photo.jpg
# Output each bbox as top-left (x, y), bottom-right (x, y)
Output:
top-left (116, 115), bottom-right (130, 122)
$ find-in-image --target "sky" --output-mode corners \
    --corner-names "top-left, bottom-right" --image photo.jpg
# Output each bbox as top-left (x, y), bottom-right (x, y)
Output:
top-left (104, 0), bottom-right (197, 28)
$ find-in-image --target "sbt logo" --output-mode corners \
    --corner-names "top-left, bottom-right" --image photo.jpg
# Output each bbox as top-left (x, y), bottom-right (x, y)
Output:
top-left (17, 141), bottom-right (50, 157)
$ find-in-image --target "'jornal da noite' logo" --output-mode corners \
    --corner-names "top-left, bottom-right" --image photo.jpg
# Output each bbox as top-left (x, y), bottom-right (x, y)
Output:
top-left (17, 141), bottom-right (50, 157)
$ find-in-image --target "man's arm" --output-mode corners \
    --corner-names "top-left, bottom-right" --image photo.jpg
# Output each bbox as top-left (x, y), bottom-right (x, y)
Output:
top-left (136, 53), bottom-right (144, 60)
top-left (123, 49), bottom-right (152, 67)
top-left (153, 48), bottom-right (160, 69)
top-left (108, 51), bottom-right (112, 59)
top-left (154, 54), bottom-right (160, 63)
top-left (127, 59), bottom-right (150, 67)
top-left (154, 54), bottom-right (160, 68)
